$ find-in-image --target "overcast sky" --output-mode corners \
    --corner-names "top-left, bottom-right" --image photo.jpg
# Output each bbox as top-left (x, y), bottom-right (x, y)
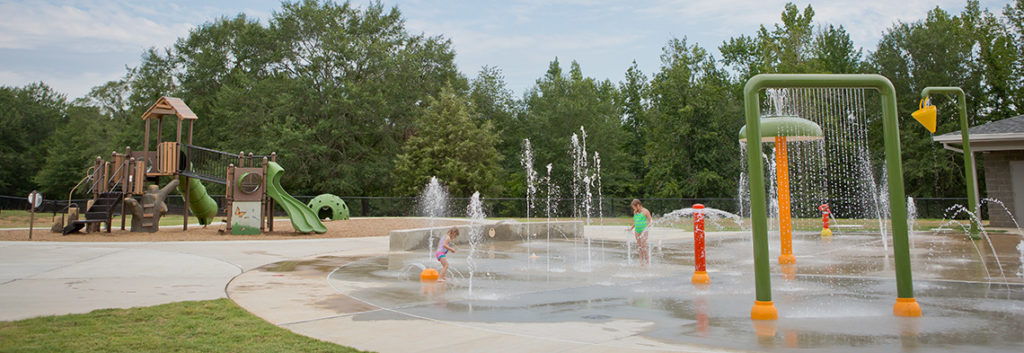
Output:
top-left (0, 0), bottom-right (1012, 99)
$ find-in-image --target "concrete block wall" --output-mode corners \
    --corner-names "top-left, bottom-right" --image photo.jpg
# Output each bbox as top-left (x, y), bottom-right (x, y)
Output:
top-left (983, 150), bottom-right (1024, 227)
top-left (389, 220), bottom-right (584, 252)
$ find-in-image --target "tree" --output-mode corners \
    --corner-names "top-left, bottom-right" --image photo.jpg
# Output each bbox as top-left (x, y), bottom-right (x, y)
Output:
top-left (470, 66), bottom-right (518, 126)
top-left (720, 3), bottom-right (817, 80)
top-left (171, 14), bottom-right (274, 149)
top-left (251, 0), bottom-right (464, 195)
top-left (870, 5), bottom-right (986, 197)
top-left (813, 24), bottom-right (863, 74)
top-left (968, 1), bottom-right (1023, 120)
top-left (720, 3), bottom-right (863, 79)
top-left (0, 83), bottom-right (66, 195)
top-left (645, 38), bottom-right (741, 198)
top-left (100, 0), bottom-right (466, 197)
top-left (469, 66), bottom-right (522, 196)
top-left (1007, 0), bottom-right (1024, 112)
top-left (78, 72), bottom-right (144, 155)
top-left (618, 61), bottom-right (649, 196)
top-left (33, 105), bottom-right (117, 197)
top-left (520, 59), bottom-right (629, 202)
top-left (392, 86), bottom-right (502, 197)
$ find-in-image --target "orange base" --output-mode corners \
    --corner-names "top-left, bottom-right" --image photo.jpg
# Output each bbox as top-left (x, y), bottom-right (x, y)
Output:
top-left (751, 300), bottom-right (778, 320)
top-left (778, 254), bottom-right (796, 264)
top-left (893, 297), bottom-right (922, 317)
top-left (691, 271), bottom-right (710, 285)
top-left (821, 228), bottom-right (832, 237)
top-left (419, 268), bottom-right (439, 282)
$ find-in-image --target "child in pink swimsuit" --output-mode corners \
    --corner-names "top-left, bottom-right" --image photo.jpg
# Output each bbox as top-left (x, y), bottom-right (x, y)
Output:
top-left (436, 227), bottom-right (459, 282)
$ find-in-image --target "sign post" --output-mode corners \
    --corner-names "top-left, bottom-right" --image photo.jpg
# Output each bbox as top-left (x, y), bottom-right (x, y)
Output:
top-left (27, 191), bottom-right (42, 240)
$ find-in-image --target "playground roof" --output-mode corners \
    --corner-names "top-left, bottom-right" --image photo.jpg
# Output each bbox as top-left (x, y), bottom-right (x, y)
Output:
top-left (141, 96), bottom-right (198, 121)
top-left (933, 115), bottom-right (1024, 152)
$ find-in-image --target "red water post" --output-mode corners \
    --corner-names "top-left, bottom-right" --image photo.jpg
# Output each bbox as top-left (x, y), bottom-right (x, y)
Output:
top-left (818, 204), bottom-right (832, 237)
top-left (691, 204), bottom-right (710, 285)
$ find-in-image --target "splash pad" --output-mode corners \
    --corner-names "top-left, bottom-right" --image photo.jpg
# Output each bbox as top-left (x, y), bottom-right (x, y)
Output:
top-left (321, 223), bottom-right (1023, 351)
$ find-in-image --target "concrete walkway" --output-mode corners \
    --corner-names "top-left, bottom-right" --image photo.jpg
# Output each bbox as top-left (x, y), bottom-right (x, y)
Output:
top-left (0, 236), bottom-right (388, 321)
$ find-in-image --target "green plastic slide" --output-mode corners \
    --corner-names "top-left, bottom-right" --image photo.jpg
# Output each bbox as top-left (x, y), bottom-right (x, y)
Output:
top-left (177, 176), bottom-right (217, 225)
top-left (266, 162), bottom-right (327, 234)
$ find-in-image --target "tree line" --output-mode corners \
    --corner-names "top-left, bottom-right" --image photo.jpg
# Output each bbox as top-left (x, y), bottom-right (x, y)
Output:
top-left (2, 0), bottom-right (1022, 205)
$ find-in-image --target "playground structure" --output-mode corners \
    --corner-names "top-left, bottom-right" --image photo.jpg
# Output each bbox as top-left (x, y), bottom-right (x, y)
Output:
top-left (307, 194), bottom-right (351, 221)
top-left (60, 97), bottom-right (332, 235)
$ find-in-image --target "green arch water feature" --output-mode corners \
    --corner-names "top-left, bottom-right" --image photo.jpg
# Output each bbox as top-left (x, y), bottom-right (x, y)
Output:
top-left (741, 74), bottom-right (918, 320)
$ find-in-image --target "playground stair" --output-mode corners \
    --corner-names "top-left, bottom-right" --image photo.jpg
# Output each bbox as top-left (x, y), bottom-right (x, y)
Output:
top-left (62, 191), bottom-right (124, 235)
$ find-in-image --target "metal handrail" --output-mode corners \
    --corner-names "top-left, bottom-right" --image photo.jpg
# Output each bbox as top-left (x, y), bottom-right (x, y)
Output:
top-left (65, 166), bottom-right (98, 223)
top-left (84, 164), bottom-right (103, 195)
top-left (106, 159), bottom-right (128, 193)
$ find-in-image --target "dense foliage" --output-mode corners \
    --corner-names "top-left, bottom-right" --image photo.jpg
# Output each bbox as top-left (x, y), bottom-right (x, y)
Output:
top-left (3, 0), bottom-right (1022, 203)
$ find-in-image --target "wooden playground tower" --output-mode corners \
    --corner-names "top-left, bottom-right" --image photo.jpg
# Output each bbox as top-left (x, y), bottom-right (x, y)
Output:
top-left (67, 97), bottom-right (277, 234)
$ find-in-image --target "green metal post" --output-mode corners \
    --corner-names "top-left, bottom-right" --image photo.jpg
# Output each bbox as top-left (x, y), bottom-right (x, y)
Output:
top-left (743, 81), bottom-right (772, 304)
top-left (743, 74), bottom-right (916, 313)
top-left (920, 87), bottom-right (980, 239)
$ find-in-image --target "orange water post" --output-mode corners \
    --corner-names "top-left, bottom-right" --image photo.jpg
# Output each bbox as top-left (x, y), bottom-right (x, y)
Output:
top-left (740, 115), bottom-right (823, 320)
top-left (775, 136), bottom-right (796, 265)
top-left (691, 204), bottom-right (710, 285)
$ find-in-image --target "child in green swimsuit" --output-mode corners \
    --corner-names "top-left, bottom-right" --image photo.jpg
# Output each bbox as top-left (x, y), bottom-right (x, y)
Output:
top-left (627, 199), bottom-right (652, 266)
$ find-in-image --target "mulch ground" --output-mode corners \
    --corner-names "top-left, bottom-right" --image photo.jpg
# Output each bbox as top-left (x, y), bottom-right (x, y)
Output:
top-left (0, 218), bottom-right (467, 242)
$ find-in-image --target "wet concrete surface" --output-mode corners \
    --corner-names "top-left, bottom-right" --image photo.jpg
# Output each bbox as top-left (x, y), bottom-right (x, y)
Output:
top-left (231, 226), bottom-right (1024, 352)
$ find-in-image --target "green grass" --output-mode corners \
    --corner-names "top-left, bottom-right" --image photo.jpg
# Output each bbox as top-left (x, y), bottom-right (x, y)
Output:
top-left (0, 299), bottom-right (368, 353)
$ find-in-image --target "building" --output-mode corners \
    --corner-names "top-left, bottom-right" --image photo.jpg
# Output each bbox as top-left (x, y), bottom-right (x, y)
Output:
top-left (933, 115), bottom-right (1024, 227)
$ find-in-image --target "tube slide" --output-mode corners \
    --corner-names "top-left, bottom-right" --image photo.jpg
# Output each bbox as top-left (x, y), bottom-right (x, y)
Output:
top-left (177, 176), bottom-right (218, 225)
top-left (266, 162), bottom-right (327, 234)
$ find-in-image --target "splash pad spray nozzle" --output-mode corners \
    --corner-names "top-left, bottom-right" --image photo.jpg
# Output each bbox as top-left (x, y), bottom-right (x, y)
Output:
top-left (420, 268), bottom-right (439, 282)
top-left (740, 115), bottom-right (824, 265)
top-left (818, 204), bottom-right (832, 237)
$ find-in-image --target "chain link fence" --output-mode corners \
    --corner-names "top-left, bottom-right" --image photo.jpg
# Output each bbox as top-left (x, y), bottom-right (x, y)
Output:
top-left (0, 194), bottom-right (980, 220)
